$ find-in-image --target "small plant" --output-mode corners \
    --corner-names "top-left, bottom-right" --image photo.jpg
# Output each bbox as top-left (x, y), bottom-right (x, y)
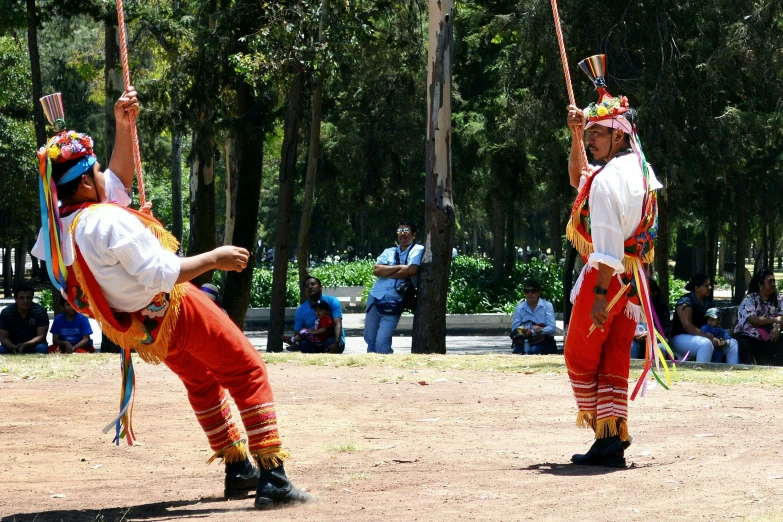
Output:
top-left (668, 277), bottom-right (688, 308)
top-left (328, 442), bottom-right (358, 453)
top-left (37, 287), bottom-right (53, 311)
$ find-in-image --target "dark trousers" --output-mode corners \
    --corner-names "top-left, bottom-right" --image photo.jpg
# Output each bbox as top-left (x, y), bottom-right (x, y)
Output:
top-left (512, 335), bottom-right (558, 355)
top-left (737, 334), bottom-right (783, 366)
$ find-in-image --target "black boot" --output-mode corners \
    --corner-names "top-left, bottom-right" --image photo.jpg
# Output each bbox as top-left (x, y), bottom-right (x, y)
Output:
top-left (571, 435), bottom-right (626, 467)
top-left (255, 463), bottom-right (315, 510)
top-left (622, 435), bottom-right (633, 450)
top-left (224, 457), bottom-right (260, 499)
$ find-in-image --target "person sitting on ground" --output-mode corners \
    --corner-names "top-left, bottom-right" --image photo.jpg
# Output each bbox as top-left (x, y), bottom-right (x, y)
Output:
top-left (50, 297), bottom-right (94, 354)
top-left (669, 273), bottom-right (739, 364)
top-left (701, 308), bottom-right (732, 363)
top-left (630, 279), bottom-right (670, 359)
top-left (200, 283), bottom-right (228, 315)
top-left (734, 269), bottom-right (783, 366)
top-left (284, 275), bottom-right (345, 354)
top-left (510, 279), bottom-right (557, 355)
top-left (285, 300), bottom-right (335, 352)
top-left (0, 284), bottom-right (49, 354)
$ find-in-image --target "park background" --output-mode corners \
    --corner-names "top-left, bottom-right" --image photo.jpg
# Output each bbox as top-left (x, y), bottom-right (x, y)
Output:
top-left (2, 0), bottom-right (783, 347)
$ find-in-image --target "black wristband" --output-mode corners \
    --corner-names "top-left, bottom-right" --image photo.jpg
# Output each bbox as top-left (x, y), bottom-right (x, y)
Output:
top-left (593, 285), bottom-right (608, 295)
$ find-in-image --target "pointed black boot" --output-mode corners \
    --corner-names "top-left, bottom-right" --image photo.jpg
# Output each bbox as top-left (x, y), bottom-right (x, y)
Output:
top-left (571, 435), bottom-right (626, 467)
top-left (254, 463), bottom-right (315, 510)
top-left (224, 457), bottom-right (260, 499)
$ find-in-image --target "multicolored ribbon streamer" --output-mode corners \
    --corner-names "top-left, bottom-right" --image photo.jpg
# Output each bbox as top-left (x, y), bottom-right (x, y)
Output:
top-left (37, 139), bottom-right (68, 291)
top-left (102, 349), bottom-right (136, 445)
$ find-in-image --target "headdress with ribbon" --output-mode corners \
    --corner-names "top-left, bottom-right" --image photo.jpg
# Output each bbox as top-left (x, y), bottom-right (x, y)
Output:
top-left (37, 93), bottom-right (97, 291)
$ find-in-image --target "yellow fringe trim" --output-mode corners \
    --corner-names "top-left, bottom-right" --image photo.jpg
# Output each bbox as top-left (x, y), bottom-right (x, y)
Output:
top-left (253, 450), bottom-right (291, 470)
top-left (594, 416), bottom-right (630, 440)
top-left (575, 410), bottom-right (596, 430)
top-left (68, 206), bottom-right (186, 364)
top-left (206, 440), bottom-right (248, 465)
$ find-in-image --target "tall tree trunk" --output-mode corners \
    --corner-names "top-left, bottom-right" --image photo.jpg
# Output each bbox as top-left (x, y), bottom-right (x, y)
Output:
top-left (411, 0), bottom-right (455, 355)
top-left (297, 0), bottom-right (330, 300)
top-left (222, 82), bottom-right (266, 329)
top-left (170, 91), bottom-right (184, 244)
top-left (706, 219), bottom-right (717, 282)
top-left (734, 176), bottom-right (747, 304)
top-left (14, 236), bottom-right (27, 286)
top-left (104, 21), bottom-right (119, 161)
top-left (504, 204), bottom-right (515, 274)
top-left (188, 111), bottom-right (217, 286)
top-left (267, 65), bottom-right (305, 353)
top-left (563, 244), bottom-right (577, 326)
top-left (3, 243), bottom-right (12, 297)
top-left (223, 130), bottom-right (239, 245)
top-left (26, 0), bottom-right (45, 147)
top-left (653, 183), bottom-right (670, 305)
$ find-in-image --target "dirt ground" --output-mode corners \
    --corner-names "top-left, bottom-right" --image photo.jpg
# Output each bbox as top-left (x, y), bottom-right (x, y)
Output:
top-left (1, 358), bottom-right (783, 522)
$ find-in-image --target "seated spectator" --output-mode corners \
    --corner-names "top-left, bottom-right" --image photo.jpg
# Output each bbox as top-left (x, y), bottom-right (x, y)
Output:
top-left (630, 279), bottom-right (670, 359)
top-left (701, 308), bottom-right (732, 363)
top-left (200, 283), bottom-right (228, 315)
top-left (669, 274), bottom-right (739, 364)
top-left (50, 298), bottom-right (94, 354)
top-left (510, 279), bottom-right (557, 355)
top-left (284, 300), bottom-right (335, 352)
top-left (284, 275), bottom-right (345, 354)
top-left (0, 284), bottom-right (49, 354)
top-left (734, 269), bottom-right (783, 365)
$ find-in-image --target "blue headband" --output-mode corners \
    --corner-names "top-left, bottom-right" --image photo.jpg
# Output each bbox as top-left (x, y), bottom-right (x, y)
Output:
top-left (56, 155), bottom-right (97, 186)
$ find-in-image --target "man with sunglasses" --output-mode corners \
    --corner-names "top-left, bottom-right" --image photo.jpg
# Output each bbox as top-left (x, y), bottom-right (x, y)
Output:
top-left (510, 280), bottom-right (557, 354)
top-left (364, 220), bottom-right (424, 354)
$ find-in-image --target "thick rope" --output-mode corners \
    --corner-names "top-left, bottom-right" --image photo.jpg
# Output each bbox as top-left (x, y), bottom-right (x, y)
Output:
top-left (549, 0), bottom-right (590, 169)
top-left (116, 0), bottom-right (147, 208)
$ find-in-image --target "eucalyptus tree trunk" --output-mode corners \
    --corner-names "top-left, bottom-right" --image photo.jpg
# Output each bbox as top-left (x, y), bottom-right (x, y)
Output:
top-left (267, 64), bottom-right (305, 352)
top-left (411, 0), bottom-right (455, 355)
top-left (14, 237), bottom-right (27, 286)
top-left (733, 176), bottom-right (747, 304)
top-left (223, 131), bottom-right (239, 246)
top-left (188, 110), bottom-right (217, 287)
top-left (222, 82), bottom-right (265, 330)
top-left (26, 0), bottom-right (45, 148)
top-left (170, 94), bottom-right (184, 245)
top-left (104, 21), bottom-right (119, 161)
top-left (297, 0), bottom-right (330, 300)
top-left (653, 182), bottom-right (670, 305)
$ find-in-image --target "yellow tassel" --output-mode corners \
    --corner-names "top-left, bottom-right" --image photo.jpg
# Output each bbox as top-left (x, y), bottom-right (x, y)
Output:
top-left (595, 417), bottom-right (620, 439)
top-left (575, 410), bottom-right (596, 430)
top-left (253, 450), bottom-right (291, 470)
top-left (206, 440), bottom-right (249, 465)
top-left (618, 419), bottom-right (630, 443)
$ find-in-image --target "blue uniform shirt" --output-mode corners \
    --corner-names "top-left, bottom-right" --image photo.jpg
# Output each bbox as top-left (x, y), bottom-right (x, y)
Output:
top-left (369, 243), bottom-right (425, 301)
top-left (294, 294), bottom-right (345, 346)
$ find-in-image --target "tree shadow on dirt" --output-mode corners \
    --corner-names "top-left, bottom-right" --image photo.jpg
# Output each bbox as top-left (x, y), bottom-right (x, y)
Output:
top-left (0, 496), bottom-right (263, 522)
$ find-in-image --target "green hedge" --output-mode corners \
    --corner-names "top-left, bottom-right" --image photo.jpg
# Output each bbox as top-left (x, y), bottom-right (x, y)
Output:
top-left (237, 256), bottom-right (563, 313)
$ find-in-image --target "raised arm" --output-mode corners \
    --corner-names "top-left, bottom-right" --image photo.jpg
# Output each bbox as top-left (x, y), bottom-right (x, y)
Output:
top-left (108, 87), bottom-right (140, 192)
top-left (566, 104), bottom-right (587, 189)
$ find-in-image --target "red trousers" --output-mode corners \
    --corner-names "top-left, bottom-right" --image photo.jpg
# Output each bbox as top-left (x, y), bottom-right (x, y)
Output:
top-left (564, 268), bottom-right (636, 441)
top-left (163, 283), bottom-right (286, 467)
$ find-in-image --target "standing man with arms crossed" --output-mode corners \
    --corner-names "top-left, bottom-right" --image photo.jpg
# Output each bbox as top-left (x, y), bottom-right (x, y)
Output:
top-left (563, 58), bottom-right (661, 467)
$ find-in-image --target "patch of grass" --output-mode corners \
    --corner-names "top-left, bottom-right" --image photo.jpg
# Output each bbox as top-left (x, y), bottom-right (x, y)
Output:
top-left (328, 442), bottom-right (358, 453)
top-left (3, 352), bottom-right (783, 388)
top-left (332, 471), bottom-right (370, 486)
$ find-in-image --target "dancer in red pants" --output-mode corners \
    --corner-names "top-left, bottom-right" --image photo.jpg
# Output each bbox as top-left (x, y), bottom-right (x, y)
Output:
top-left (563, 56), bottom-right (661, 466)
top-left (32, 88), bottom-right (311, 509)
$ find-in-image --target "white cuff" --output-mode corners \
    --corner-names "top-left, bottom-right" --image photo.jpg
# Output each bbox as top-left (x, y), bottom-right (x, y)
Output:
top-left (587, 252), bottom-right (624, 274)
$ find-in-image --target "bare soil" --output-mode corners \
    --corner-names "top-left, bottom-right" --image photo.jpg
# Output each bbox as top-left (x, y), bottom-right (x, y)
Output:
top-left (1, 359), bottom-right (782, 521)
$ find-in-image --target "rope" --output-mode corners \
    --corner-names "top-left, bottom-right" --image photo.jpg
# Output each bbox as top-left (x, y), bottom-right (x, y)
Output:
top-left (549, 0), bottom-right (589, 169)
top-left (116, 0), bottom-right (147, 208)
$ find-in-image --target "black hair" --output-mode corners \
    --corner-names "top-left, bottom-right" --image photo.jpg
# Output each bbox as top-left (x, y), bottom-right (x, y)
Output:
top-left (684, 273), bottom-right (709, 292)
top-left (13, 284), bottom-right (34, 298)
top-left (398, 219), bottom-right (416, 234)
top-left (51, 157), bottom-right (92, 200)
top-left (524, 279), bottom-right (541, 291)
top-left (304, 275), bottom-right (322, 286)
top-left (748, 269), bottom-right (776, 297)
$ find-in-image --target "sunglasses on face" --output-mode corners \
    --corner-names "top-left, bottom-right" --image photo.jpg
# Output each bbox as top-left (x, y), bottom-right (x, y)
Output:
top-left (397, 228), bottom-right (411, 234)
top-left (524, 288), bottom-right (538, 294)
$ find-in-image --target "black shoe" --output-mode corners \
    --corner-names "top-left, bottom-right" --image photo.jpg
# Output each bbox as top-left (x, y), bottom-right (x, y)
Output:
top-left (622, 435), bottom-right (633, 451)
top-left (224, 457), bottom-right (260, 499)
top-left (571, 436), bottom-right (626, 467)
top-left (255, 463), bottom-right (315, 510)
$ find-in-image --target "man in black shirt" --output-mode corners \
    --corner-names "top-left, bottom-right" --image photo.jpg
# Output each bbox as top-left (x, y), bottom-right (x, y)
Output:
top-left (0, 284), bottom-right (49, 354)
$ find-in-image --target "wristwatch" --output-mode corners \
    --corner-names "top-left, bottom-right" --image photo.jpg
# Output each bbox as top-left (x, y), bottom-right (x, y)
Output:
top-left (593, 285), bottom-right (608, 295)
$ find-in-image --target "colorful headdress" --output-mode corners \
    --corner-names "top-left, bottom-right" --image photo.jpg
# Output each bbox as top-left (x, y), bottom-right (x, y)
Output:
top-left (578, 54), bottom-right (632, 134)
top-left (37, 93), bottom-right (98, 291)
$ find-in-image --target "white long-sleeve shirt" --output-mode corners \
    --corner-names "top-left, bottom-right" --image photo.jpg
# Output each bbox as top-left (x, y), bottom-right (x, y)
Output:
top-left (32, 169), bottom-right (180, 312)
top-left (579, 153), bottom-right (662, 274)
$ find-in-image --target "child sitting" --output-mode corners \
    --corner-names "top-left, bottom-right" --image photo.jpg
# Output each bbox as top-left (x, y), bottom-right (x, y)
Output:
top-left (701, 307), bottom-right (731, 363)
top-left (49, 299), bottom-right (94, 354)
top-left (283, 300), bottom-right (335, 353)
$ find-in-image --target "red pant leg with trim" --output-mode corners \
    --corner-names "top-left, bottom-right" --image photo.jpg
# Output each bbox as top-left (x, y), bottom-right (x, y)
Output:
top-left (164, 283), bottom-right (284, 458)
top-left (564, 268), bottom-right (636, 437)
